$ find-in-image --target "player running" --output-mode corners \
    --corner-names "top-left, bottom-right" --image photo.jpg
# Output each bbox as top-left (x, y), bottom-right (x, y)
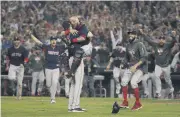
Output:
top-left (61, 16), bottom-right (93, 112)
top-left (120, 29), bottom-right (148, 111)
top-left (139, 29), bottom-right (176, 98)
top-left (28, 46), bottom-right (45, 96)
top-left (141, 49), bottom-right (159, 98)
top-left (106, 42), bottom-right (126, 95)
top-left (29, 32), bottom-right (65, 103)
top-left (6, 35), bottom-right (29, 100)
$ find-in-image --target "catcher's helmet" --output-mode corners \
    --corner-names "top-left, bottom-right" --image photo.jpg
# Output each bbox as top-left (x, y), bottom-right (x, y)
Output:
top-left (111, 101), bottom-right (120, 114)
top-left (62, 21), bottom-right (71, 30)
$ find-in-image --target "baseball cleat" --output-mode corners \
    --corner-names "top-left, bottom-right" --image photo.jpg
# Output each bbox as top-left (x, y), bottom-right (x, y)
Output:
top-left (131, 102), bottom-right (142, 111)
top-left (71, 108), bottom-right (85, 112)
top-left (51, 99), bottom-right (56, 104)
top-left (143, 94), bottom-right (148, 98)
top-left (75, 108), bottom-right (87, 111)
top-left (68, 109), bottom-right (72, 112)
top-left (120, 100), bottom-right (129, 108)
top-left (155, 93), bottom-right (161, 99)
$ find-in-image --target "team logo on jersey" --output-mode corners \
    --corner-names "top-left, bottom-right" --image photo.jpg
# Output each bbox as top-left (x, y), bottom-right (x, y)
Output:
top-left (129, 49), bottom-right (135, 55)
top-left (11, 53), bottom-right (22, 57)
top-left (48, 51), bottom-right (59, 55)
top-left (157, 48), bottom-right (163, 55)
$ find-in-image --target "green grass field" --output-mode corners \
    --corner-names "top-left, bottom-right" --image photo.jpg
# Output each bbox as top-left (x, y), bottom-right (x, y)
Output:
top-left (1, 97), bottom-right (180, 117)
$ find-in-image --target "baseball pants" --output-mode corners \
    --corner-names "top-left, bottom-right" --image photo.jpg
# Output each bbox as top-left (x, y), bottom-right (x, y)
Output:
top-left (113, 67), bottom-right (125, 94)
top-left (65, 78), bottom-right (70, 96)
top-left (68, 56), bottom-right (84, 110)
top-left (8, 64), bottom-right (24, 97)
top-left (154, 65), bottom-right (174, 94)
top-left (31, 70), bottom-right (45, 95)
top-left (121, 69), bottom-right (144, 89)
top-left (142, 72), bottom-right (156, 95)
top-left (45, 68), bottom-right (60, 100)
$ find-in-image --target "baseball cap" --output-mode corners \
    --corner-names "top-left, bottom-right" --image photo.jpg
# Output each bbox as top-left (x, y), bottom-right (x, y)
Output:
top-left (13, 36), bottom-right (20, 41)
top-left (50, 36), bottom-right (57, 41)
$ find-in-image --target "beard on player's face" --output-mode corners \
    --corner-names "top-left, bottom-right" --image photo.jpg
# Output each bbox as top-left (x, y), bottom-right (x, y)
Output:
top-left (50, 40), bottom-right (56, 47)
top-left (13, 41), bottom-right (20, 47)
top-left (159, 39), bottom-right (165, 46)
top-left (128, 34), bottom-right (136, 43)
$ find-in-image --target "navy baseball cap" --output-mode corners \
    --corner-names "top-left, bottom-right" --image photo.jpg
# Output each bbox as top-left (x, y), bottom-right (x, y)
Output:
top-left (50, 36), bottom-right (57, 41)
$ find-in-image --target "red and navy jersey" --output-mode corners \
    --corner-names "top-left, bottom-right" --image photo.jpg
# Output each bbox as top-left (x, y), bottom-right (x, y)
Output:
top-left (42, 44), bottom-right (65, 69)
top-left (7, 46), bottom-right (28, 66)
top-left (111, 48), bottom-right (126, 67)
top-left (70, 24), bottom-right (90, 46)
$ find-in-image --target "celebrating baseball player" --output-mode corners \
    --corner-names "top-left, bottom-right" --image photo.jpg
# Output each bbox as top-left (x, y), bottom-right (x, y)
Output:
top-left (141, 49), bottom-right (157, 98)
top-left (171, 51), bottom-right (180, 72)
top-left (120, 29), bottom-right (148, 111)
top-left (6, 35), bottom-right (29, 100)
top-left (140, 29), bottom-right (176, 98)
top-left (61, 16), bottom-right (93, 112)
top-left (29, 33), bottom-right (65, 103)
top-left (106, 42), bottom-right (126, 95)
top-left (28, 46), bottom-right (45, 96)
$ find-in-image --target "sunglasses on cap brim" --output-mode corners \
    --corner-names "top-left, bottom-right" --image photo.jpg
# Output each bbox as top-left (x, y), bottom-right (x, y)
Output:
top-left (13, 39), bottom-right (20, 41)
top-left (159, 36), bottom-right (165, 40)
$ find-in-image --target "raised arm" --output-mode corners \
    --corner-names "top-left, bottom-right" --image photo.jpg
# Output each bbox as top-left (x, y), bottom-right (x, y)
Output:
top-left (171, 52), bottom-right (180, 69)
top-left (30, 34), bottom-right (43, 45)
top-left (139, 29), bottom-right (158, 47)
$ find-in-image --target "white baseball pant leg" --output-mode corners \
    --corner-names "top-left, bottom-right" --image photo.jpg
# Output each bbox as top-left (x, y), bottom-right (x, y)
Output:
top-left (154, 65), bottom-right (163, 94)
top-left (37, 70), bottom-right (45, 93)
top-left (142, 73), bottom-right (150, 95)
top-left (65, 77), bottom-right (70, 96)
top-left (130, 70), bottom-right (144, 89)
top-left (8, 64), bottom-right (24, 97)
top-left (162, 65), bottom-right (174, 92)
top-left (121, 69), bottom-right (132, 87)
top-left (31, 72), bottom-right (39, 95)
top-left (31, 70), bottom-right (45, 95)
top-left (68, 57), bottom-right (84, 109)
top-left (45, 68), bottom-right (59, 100)
top-left (113, 67), bottom-right (121, 94)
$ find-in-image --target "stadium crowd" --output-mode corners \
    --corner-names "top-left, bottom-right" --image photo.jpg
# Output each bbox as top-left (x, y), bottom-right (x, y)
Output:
top-left (1, 1), bottom-right (180, 98)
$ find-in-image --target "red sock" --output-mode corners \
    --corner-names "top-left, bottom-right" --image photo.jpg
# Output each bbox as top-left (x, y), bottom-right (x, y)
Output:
top-left (122, 86), bottom-right (128, 101)
top-left (134, 88), bottom-right (140, 103)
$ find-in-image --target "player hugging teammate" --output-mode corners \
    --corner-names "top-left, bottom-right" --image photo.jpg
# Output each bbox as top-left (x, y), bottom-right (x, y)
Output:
top-left (60, 16), bottom-right (93, 112)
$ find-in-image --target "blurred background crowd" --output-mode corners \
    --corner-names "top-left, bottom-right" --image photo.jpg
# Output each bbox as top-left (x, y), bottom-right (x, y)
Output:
top-left (1, 1), bottom-right (180, 97)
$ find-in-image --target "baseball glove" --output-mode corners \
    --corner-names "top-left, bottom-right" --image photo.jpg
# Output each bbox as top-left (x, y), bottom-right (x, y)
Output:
top-left (111, 101), bottom-right (120, 114)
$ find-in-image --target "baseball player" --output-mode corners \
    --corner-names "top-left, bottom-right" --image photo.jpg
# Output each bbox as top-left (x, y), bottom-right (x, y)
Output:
top-left (120, 29), bottom-right (148, 111)
top-left (171, 52), bottom-right (180, 72)
top-left (59, 47), bottom-right (70, 98)
top-left (29, 33), bottom-right (65, 103)
top-left (28, 46), bottom-right (45, 96)
top-left (142, 50), bottom-right (158, 98)
top-left (140, 29), bottom-right (176, 98)
top-left (61, 17), bottom-right (93, 112)
top-left (106, 42), bottom-right (126, 95)
top-left (6, 35), bottom-right (29, 100)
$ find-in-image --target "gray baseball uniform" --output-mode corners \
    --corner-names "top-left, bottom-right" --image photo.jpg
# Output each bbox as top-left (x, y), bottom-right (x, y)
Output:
top-left (29, 53), bottom-right (45, 95)
top-left (121, 39), bottom-right (148, 89)
top-left (143, 35), bottom-right (176, 94)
